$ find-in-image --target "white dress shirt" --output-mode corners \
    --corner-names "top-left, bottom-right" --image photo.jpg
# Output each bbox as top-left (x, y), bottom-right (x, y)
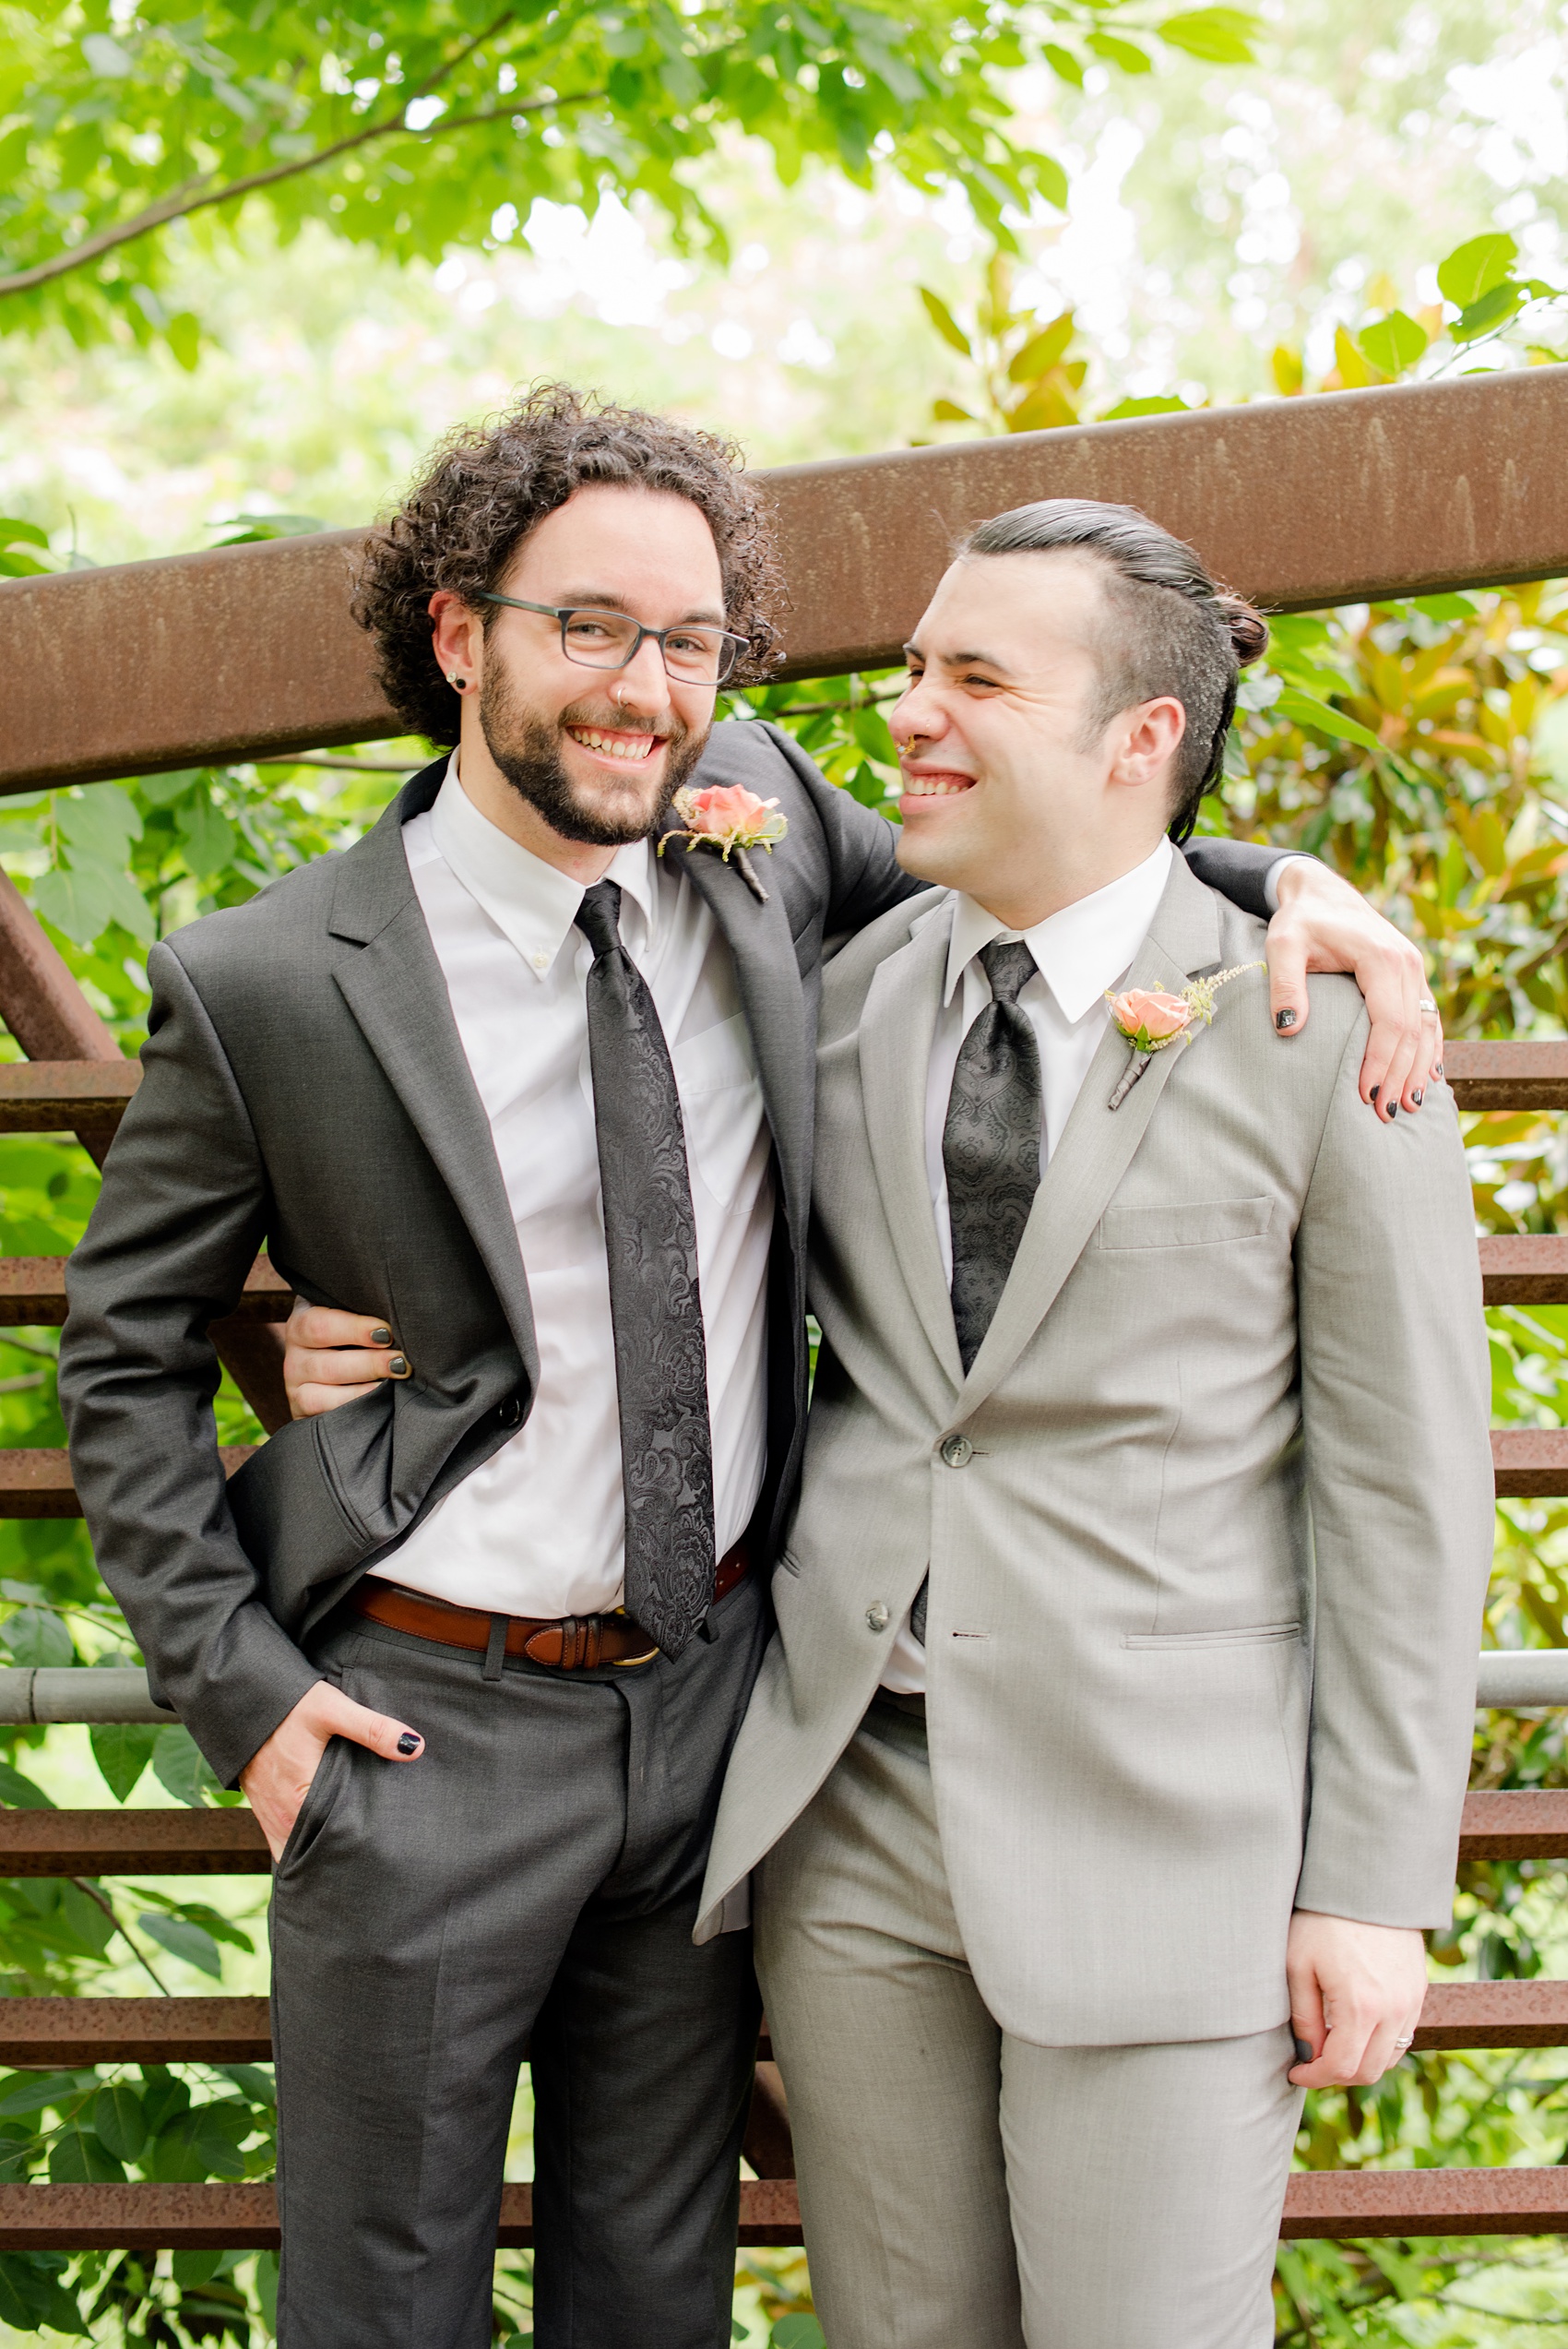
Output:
top-left (880, 834), bottom-right (1175, 1695)
top-left (370, 757), bottom-right (775, 1619)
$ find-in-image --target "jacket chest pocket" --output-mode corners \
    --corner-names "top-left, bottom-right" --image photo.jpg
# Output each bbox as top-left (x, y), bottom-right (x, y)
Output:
top-left (1098, 1196), bottom-right (1275, 1250)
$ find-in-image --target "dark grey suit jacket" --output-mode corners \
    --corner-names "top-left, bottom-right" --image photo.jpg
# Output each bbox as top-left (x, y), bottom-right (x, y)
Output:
top-left (60, 721), bottom-right (1289, 1784)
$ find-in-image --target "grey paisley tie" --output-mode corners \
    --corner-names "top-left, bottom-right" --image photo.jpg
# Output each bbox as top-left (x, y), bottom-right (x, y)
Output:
top-left (912, 936), bottom-right (1041, 1647)
top-left (575, 880), bottom-right (716, 1659)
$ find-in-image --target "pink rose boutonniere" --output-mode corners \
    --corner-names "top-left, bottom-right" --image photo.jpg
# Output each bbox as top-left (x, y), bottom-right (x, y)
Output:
top-left (659, 783), bottom-right (789, 903)
top-left (1105, 963), bottom-right (1263, 1110)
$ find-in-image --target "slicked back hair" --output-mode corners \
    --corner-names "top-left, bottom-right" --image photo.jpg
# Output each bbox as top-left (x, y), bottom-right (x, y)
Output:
top-left (957, 499), bottom-right (1268, 842)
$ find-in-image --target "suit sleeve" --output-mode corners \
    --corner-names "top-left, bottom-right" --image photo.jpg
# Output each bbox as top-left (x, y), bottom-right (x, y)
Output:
top-left (59, 941), bottom-right (323, 1787)
top-left (1182, 837), bottom-right (1312, 920)
top-left (1292, 1025), bottom-right (1493, 1926)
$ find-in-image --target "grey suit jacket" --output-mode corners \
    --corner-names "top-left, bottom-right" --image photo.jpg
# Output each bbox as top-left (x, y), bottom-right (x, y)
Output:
top-left (698, 856), bottom-right (1494, 2046)
top-left (59, 721), bottom-right (1294, 1790)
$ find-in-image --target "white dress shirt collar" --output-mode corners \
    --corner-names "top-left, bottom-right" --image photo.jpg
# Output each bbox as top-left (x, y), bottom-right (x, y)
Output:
top-left (943, 834), bottom-right (1175, 1021)
top-left (433, 750), bottom-right (658, 978)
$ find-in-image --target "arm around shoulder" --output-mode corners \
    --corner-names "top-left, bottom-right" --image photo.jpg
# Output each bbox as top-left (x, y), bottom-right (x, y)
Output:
top-left (60, 939), bottom-right (323, 1786)
top-left (1292, 1027), bottom-right (1492, 1926)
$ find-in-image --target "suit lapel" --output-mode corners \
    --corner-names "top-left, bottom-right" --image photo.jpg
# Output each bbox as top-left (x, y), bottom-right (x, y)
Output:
top-left (858, 900), bottom-right (966, 1389)
top-left (327, 773), bottom-right (540, 1382)
top-left (654, 811), bottom-right (814, 1238)
top-left (953, 858), bottom-right (1224, 1425)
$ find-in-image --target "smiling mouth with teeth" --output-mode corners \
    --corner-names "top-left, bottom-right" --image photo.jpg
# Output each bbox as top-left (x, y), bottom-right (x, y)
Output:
top-left (900, 770), bottom-right (975, 797)
top-left (566, 725), bottom-right (664, 763)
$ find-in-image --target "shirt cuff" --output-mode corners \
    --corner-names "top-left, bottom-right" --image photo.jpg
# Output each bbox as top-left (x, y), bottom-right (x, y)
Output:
top-left (1264, 853), bottom-right (1313, 915)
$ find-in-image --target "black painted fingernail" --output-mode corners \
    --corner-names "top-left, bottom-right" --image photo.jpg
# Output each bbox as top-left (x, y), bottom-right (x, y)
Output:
top-left (1412, 1089), bottom-right (1423, 1107)
top-left (1387, 1100), bottom-right (1398, 1117)
top-left (1370, 1086), bottom-right (1379, 1103)
top-left (371, 1326), bottom-right (392, 1345)
top-left (1292, 2034), bottom-right (1314, 2066)
top-left (397, 1733), bottom-right (420, 1756)
top-left (1275, 1008), bottom-right (1298, 1031)
top-left (388, 1355), bottom-right (410, 1377)
top-left (1433, 1062), bottom-right (1444, 1079)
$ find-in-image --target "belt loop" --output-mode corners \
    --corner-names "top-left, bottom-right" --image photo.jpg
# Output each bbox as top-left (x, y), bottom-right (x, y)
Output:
top-left (482, 1614), bottom-right (507, 1681)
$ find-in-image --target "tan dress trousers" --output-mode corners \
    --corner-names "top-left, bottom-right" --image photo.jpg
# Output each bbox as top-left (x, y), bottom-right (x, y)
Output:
top-left (754, 1698), bottom-right (1304, 2349)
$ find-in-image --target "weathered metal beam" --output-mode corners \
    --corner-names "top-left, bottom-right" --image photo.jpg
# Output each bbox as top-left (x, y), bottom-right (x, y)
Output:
top-left (1446, 1040), bottom-right (1568, 1111)
top-left (0, 1668), bottom-right (173, 1724)
top-left (1414, 1980), bottom-right (1568, 2049)
top-left (0, 1445), bottom-right (253, 1517)
top-left (0, 1807), bottom-right (269, 1876)
top-left (0, 1998), bottom-right (268, 2067)
top-left (5, 370), bottom-right (1568, 793)
top-left (0, 1061), bottom-right (140, 1130)
top-left (6, 2168), bottom-right (1568, 2250)
top-left (1479, 1235), bottom-right (1568, 1306)
top-left (0, 1257), bottom-right (289, 1326)
top-left (1457, 1789), bottom-right (1568, 1861)
top-left (1491, 1428), bottom-right (1568, 1498)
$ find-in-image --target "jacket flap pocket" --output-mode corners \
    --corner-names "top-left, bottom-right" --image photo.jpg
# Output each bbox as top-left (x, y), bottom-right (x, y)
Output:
top-left (1099, 1196), bottom-right (1274, 1250)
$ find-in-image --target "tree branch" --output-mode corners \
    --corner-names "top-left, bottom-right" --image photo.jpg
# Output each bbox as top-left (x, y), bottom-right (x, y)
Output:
top-left (0, 15), bottom-right (601, 303)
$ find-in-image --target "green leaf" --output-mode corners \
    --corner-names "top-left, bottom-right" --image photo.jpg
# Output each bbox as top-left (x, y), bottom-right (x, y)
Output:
top-left (31, 865), bottom-right (116, 948)
top-left (1454, 280), bottom-right (1524, 342)
top-left (0, 1759), bottom-right (54, 1810)
top-left (0, 2254), bottom-right (89, 2336)
top-left (56, 785), bottom-right (141, 864)
top-left (1039, 42), bottom-right (1083, 85)
top-left (152, 1722), bottom-right (222, 1808)
top-left (138, 1912), bottom-right (224, 1979)
top-left (166, 312), bottom-right (201, 372)
top-left (209, 514), bottom-right (327, 543)
top-left (1356, 310), bottom-right (1429, 377)
top-left (1085, 31), bottom-right (1152, 71)
top-left (171, 2248), bottom-right (222, 2287)
top-left (917, 287), bottom-right (972, 358)
top-left (931, 399), bottom-right (976, 422)
top-left (0, 1605), bottom-right (74, 1668)
top-left (176, 792), bottom-right (237, 878)
top-left (138, 769), bottom-right (203, 806)
top-left (1437, 232), bottom-right (1518, 308)
top-left (49, 2123), bottom-right (125, 2184)
top-left (1157, 7), bottom-right (1258, 62)
top-left (772, 2320), bottom-right (826, 2349)
top-left (89, 1720), bottom-right (158, 1803)
top-left (0, 519), bottom-right (49, 551)
top-left (1274, 689), bottom-right (1384, 754)
top-left (92, 2083), bottom-right (148, 2163)
top-left (0, 2071), bottom-right (86, 2117)
top-left (135, 1890), bottom-right (254, 1954)
top-left (1412, 592), bottom-right (1477, 622)
top-left (149, 2102), bottom-right (251, 2181)
top-left (1099, 394), bottom-right (1189, 419)
top-left (1007, 312), bottom-right (1075, 381)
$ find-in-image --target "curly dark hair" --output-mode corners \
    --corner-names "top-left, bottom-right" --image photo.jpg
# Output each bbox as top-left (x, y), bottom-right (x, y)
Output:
top-left (352, 383), bottom-right (788, 746)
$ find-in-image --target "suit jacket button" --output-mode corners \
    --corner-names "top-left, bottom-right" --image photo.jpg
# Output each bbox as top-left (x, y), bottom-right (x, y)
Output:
top-left (498, 1395), bottom-right (524, 1428)
top-left (940, 1434), bottom-right (973, 1468)
top-left (865, 1603), bottom-right (889, 1632)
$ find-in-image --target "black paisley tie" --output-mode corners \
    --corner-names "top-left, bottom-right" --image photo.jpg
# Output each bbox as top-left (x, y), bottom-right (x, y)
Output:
top-left (912, 937), bottom-right (1041, 1647)
top-left (575, 880), bottom-right (716, 1659)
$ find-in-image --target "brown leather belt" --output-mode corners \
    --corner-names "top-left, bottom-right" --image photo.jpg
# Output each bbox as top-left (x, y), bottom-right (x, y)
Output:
top-left (352, 1539), bottom-right (749, 1670)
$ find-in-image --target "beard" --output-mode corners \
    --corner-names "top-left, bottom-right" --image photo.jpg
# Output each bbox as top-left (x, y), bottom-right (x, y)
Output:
top-left (478, 662), bottom-right (708, 847)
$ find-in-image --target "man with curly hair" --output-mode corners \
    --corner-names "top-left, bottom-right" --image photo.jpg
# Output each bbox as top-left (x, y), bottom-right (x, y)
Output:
top-left (62, 384), bottom-right (1437, 2348)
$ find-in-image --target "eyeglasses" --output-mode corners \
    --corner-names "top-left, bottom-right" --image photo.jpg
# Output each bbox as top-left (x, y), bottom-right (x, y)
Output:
top-left (479, 593), bottom-right (748, 686)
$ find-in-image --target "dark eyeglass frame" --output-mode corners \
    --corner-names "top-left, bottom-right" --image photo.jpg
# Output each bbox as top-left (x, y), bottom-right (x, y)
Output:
top-left (478, 592), bottom-right (748, 686)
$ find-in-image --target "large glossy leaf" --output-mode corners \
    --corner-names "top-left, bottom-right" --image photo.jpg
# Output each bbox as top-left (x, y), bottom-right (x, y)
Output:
top-left (89, 1720), bottom-right (158, 1803)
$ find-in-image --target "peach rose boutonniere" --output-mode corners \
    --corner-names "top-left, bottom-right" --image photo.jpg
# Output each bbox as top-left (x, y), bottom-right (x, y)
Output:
top-left (658, 782), bottom-right (789, 903)
top-left (1105, 963), bottom-right (1263, 1110)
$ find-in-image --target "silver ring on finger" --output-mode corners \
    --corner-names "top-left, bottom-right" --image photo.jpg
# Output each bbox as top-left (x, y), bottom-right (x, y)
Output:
top-left (1419, 997), bottom-right (1438, 1014)
top-left (1393, 2036), bottom-right (1414, 2051)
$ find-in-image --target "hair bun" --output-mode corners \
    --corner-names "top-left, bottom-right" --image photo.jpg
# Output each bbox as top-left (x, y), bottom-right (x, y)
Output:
top-left (1215, 590), bottom-right (1268, 666)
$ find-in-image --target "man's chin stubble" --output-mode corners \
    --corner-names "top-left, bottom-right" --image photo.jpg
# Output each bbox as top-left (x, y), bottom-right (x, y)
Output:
top-left (480, 686), bottom-right (707, 848)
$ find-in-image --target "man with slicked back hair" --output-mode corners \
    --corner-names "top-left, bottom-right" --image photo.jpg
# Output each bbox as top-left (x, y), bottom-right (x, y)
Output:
top-left (697, 500), bottom-right (1491, 2349)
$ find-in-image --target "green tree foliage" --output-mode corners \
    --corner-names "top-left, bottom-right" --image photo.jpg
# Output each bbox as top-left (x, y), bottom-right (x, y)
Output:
top-left (0, 0), bottom-right (1259, 350)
